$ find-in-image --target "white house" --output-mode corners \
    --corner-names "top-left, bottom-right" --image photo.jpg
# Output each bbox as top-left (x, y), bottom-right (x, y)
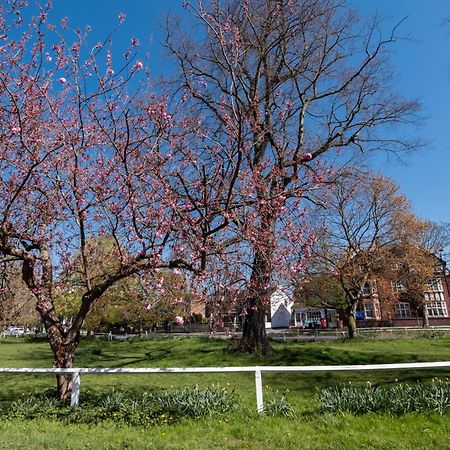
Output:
top-left (266, 288), bottom-right (294, 329)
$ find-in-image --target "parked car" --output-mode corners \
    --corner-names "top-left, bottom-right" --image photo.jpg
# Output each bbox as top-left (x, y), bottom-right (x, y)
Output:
top-left (4, 326), bottom-right (25, 336)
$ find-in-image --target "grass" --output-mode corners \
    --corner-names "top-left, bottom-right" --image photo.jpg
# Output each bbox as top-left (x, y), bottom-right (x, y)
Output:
top-left (0, 335), bottom-right (450, 449)
top-left (0, 413), bottom-right (449, 450)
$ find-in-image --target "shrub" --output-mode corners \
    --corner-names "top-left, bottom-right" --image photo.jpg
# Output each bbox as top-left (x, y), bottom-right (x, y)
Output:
top-left (318, 379), bottom-right (450, 415)
top-left (0, 385), bottom-right (237, 426)
top-left (263, 394), bottom-right (297, 419)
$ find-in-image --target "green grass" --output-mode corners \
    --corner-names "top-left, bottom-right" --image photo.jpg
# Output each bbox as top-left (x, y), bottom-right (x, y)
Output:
top-left (0, 413), bottom-right (449, 450)
top-left (0, 335), bottom-right (450, 449)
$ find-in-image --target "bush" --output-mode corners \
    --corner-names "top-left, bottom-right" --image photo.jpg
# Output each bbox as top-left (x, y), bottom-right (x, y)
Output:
top-left (0, 385), bottom-right (237, 426)
top-left (263, 394), bottom-right (297, 419)
top-left (318, 379), bottom-right (450, 415)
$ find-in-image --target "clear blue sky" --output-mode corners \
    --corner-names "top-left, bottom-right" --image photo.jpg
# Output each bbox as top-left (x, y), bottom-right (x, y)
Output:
top-left (49, 0), bottom-right (450, 224)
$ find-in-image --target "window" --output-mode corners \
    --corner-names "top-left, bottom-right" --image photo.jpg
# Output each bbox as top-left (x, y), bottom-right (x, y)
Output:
top-left (364, 303), bottom-right (375, 318)
top-left (305, 309), bottom-right (322, 322)
top-left (363, 302), bottom-right (380, 319)
top-left (395, 302), bottom-right (412, 318)
top-left (424, 292), bottom-right (444, 302)
top-left (363, 281), bottom-right (378, 296)
top-left (426, 278), bottom-right (443, 292)
top-left (295, 309), bottom-right (322, 325)
top-left (391, 281), bottom-right (406, 293)
top-left (427, 301), bottom-right (448, 318)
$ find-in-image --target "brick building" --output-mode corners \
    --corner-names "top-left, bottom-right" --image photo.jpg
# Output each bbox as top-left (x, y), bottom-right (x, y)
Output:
top-left (292, 257), bottom-right (450, 329)
top-left (355, 266), bottom-right (450, 328)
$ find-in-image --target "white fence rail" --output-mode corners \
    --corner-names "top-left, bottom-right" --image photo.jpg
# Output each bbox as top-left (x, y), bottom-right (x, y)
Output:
top-left (2, 361), bottom-right (450, 412)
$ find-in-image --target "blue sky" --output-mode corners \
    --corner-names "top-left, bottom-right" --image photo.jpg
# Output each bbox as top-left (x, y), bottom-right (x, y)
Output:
top-left (351, 0), bottom-right (450, 224)
top-left (49, 0), bottom-right (450, 224)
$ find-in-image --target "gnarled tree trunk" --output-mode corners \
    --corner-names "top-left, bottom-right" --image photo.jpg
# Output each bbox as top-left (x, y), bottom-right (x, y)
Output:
top-left (36, 294), bottom-right (81, 401)
top-left (23, 254), bottom-right (84, 401)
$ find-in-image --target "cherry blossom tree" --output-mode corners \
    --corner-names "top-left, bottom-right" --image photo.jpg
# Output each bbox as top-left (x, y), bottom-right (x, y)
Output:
top-left (165, 0), bottom-right (420, 352)
top-left (0, 2), bottom-right (217, 399)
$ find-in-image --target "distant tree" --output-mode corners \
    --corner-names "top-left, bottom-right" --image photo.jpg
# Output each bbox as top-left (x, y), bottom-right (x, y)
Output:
top-left (387, 220), bottom-right (450, 327)
top-left (0, 260), bottom-right (37, 334)
top-left (309, 171), bottom-right (414, 338)
top-left (295, 272), bottom-right (346, 313)
top-left (55, 238), bottom-right (193, 332)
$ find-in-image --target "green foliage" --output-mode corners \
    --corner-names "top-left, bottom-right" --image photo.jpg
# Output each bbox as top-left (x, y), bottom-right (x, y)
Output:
top-left (318, 379), bottom-right (450, 415)
top-left (55, 236), bottom-right (195, 333)
top-left (0, 386), bottom-right (236, 426)
top-left (263, 394), bottom-right (297, 419)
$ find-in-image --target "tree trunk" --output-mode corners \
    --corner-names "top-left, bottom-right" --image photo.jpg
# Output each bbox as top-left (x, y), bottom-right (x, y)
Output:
top-left (36, 293), bottom-right (81, 401)
top-left (347, 303), bottom-right (358, 339)
top-left (347, 312), bottom-right (357, 339)
top-left (240, 307), bottom-right (270, 354)
top-left (422, 303), bottom-right (430, 328)
top-left (239, 215), bottom-right (275, 355)
top-left (21, 252), bottom-right (81, 400)
top-left (53, 340), bottom-right (77, 401)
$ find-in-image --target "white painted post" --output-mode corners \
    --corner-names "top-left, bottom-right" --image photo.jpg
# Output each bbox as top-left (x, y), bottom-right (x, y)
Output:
top-left (255, 368), bottom-right (264, 413)
top-left (71, 372), bottom-right (80, 407)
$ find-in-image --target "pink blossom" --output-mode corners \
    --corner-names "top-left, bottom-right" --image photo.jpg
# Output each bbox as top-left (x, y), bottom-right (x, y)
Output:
top-left (58, 77), bottom-right (67, 83)
top-left (118, 12), bottom-right (126, 23)
top-left (302, 152), bottom-right (313, 161)
top-left (174, 316), bottom-right (184, 325)
top-left (133, 60), bottom-right (143, 71)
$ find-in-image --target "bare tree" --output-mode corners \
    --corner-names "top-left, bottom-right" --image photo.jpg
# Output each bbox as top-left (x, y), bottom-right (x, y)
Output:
top-left (165, 0), bottom-right (420, 352)
top-left (309, 171), bottom-right (412, 337)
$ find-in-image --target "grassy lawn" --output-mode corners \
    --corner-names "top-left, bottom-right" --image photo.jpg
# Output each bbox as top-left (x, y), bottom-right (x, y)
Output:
top-left (0, 335), bottom-right (449, 449)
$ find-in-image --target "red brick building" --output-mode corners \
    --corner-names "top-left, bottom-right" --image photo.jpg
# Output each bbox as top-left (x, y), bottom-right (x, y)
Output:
top-left (355, 270), bottom-right (450, 328)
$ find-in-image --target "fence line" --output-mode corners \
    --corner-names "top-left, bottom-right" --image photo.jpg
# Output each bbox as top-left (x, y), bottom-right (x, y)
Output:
top-left (2, 361), bottom-right (450, 412)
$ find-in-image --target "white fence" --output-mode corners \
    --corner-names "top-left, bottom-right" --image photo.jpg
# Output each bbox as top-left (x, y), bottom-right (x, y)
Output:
top-left (2, 361), bottom-right (450, 412)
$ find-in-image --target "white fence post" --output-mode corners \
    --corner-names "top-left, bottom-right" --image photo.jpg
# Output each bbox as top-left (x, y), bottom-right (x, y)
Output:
top-left (255, 368), bottom-right (264, 413)
top-left (71, 371), bottom-right (80, 407)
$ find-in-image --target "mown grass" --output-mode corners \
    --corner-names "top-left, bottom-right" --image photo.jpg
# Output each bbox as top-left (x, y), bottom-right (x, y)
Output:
top-left (0, 335), bottom-right (450, 449)
top-left (1, 413), bottom-right (449, 450)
